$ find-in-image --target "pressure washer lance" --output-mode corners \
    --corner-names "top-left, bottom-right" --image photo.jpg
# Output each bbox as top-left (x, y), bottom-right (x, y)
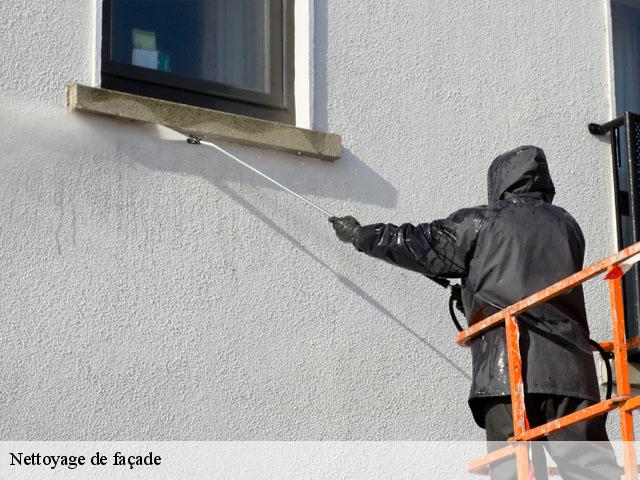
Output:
top-left (186, 135), bottom-right (336, 219)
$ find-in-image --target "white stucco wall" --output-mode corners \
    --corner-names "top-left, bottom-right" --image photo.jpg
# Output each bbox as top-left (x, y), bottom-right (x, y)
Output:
top-left (0, 0), bottom-right (622, 442)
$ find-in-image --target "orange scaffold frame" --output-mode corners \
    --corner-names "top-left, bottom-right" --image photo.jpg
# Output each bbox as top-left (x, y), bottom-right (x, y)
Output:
top-left (458, 241), bottom-right (640, 479)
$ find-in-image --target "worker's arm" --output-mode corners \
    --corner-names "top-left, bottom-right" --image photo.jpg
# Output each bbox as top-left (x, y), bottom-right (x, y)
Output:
top-left (331, 209), bottom-right (483, 277)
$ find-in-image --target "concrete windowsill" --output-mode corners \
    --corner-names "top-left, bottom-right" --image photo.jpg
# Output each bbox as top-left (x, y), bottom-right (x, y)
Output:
top-left (67, 84), bottom-right (341, 161)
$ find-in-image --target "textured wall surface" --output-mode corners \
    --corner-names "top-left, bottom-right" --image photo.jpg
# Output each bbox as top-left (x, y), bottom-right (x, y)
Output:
top-left (0, 0), bottom-right (621, 441)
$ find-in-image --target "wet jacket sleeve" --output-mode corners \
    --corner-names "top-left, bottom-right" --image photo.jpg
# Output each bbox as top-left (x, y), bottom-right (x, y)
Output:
top-left (351, 209), bottom-right (483, 278)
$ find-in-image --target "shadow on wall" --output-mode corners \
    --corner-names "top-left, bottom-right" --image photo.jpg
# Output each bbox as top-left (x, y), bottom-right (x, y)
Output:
top-left (0, 95), bottom-right (465, 379)
top-left (196, 172), bottom-right (470, 380)
top-left (118, 123), bottom-right (466, 380)
top-left (132, 122), bottom-right (398, 209)
top-left (229, 184), bottom-right (469, 379)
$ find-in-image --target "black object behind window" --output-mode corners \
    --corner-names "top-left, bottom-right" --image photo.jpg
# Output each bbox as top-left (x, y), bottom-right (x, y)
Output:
top-left (607, 0), bottom-right (640, 345)
top-left (102, 0), bottom-right (294, 124)
top-left (589, 114), bottom-right (640, 350)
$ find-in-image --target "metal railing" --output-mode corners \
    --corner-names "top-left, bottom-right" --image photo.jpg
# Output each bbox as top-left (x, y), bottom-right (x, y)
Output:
top-left (460, 241), bottom-right (640, 479)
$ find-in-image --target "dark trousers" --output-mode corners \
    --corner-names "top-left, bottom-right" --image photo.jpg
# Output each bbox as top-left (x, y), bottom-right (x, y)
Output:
top-left (482, 395), bottom-right (620, 480)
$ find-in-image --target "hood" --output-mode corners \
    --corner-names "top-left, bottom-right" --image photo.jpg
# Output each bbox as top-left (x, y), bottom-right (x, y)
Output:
top-left (487, 146), bottom-right (555, 205)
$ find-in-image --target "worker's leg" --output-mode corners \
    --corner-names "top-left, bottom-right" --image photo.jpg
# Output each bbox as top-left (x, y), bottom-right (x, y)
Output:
top-left (541, 395), bottom-right (620, 480)
top-left (483, 396), bottom-right (548, 480)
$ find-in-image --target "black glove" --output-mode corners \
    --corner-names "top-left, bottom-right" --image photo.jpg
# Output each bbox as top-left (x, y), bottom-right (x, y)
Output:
top-left (329, 215), bottom-right (361, 243)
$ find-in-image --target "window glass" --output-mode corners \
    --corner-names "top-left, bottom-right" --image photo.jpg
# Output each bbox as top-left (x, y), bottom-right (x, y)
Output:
top-left (110, 0), bottom-right (271, 93)
top-left (612, 0), bottom-right (640, 115)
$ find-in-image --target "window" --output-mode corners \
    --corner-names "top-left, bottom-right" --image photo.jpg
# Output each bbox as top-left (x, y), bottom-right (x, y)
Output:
top-left (610, 0), bottom-right (640, 340)
top-left (101, 0), bottom-right (295, 124)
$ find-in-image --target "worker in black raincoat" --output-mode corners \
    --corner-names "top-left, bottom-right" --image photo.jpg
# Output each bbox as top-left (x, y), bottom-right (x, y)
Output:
top-left (331, 146), bottom-right (619, 479)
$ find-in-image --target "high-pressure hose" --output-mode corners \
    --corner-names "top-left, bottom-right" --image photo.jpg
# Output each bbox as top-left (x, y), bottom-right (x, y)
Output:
top-left (424, 275), bottom-right (465, 332)
top-left (448, 285), bottom-right (466, 333)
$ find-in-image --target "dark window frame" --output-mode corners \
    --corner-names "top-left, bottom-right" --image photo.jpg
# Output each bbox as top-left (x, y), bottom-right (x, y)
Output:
top-left (606, 0), bottom-right (640, 349)
top-left (101, 0), bottom-right (295, 124)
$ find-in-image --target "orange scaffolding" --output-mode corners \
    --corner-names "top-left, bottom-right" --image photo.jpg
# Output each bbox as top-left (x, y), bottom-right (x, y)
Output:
top-left (458, 241), bottom-right (640, 479)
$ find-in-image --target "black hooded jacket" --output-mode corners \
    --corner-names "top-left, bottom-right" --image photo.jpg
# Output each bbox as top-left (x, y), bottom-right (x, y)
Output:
top-left (351, 146), bottom-right (599, 427)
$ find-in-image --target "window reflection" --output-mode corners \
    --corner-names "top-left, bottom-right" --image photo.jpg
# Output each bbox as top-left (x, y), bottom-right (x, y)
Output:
top-left (111, 0), bottom-right (270, 93)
